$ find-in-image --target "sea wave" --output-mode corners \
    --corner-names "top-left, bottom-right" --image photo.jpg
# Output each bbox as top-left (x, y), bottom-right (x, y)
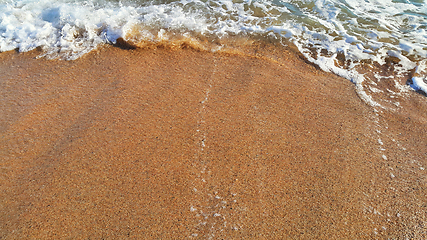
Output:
top-left (1, 0), bottom-right (426, 106)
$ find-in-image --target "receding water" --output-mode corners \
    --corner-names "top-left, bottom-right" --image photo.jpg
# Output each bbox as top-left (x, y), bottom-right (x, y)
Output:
top-left (1, 0), bottom-right (426, 106)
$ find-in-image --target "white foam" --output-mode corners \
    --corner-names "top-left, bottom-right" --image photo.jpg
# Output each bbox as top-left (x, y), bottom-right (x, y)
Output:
top-left (0, 0), bottom-right (212, 59)
top-left (412, 76), bottom-right (427, 94)
top-left (410, 60), bottom-right (427, 93)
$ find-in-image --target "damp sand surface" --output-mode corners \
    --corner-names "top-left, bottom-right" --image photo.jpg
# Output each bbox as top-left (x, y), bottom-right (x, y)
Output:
top-left (1, 46), bottom-right (427, 239)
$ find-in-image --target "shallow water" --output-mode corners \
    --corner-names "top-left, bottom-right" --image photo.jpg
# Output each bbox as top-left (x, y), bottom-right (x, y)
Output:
top-left (1, 0), bottom-right (426, 106)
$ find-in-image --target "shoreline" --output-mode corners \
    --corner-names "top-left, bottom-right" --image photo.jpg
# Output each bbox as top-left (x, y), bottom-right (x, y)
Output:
top-left (1, 45), bottom-right (426, 238)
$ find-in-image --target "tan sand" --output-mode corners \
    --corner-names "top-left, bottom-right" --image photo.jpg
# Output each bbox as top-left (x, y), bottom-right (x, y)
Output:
top-left (1, 46), bottom-right (426, 239)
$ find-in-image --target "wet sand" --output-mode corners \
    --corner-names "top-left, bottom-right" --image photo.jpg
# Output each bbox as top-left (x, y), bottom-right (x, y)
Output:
top-left (1, 46), bottom-right (426, 239)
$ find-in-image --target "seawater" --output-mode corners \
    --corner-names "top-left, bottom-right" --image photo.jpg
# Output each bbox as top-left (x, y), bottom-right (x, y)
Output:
top-left (1, 0), bottom-right (426, 107)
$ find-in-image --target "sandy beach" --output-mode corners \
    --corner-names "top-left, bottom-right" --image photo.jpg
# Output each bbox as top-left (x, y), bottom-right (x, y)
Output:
top-left (1, 45), bottom-right (426, 239)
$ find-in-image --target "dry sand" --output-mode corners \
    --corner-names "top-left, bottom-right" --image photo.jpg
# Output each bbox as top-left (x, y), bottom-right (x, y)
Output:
top-left (1, 45), bottom-right (426, 239)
